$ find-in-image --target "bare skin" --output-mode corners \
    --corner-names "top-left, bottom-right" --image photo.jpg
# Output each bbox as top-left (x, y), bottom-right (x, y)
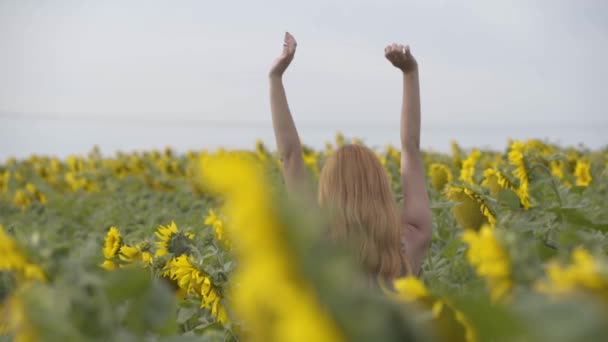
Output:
top-left (269, 32), bottom-right (310, 195)
top-left (269, 33), bottom-right (432, 276)
top-left (385, 44), bottom-right (433, 275)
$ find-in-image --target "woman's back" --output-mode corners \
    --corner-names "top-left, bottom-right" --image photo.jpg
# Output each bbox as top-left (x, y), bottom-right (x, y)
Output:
top-left (268, 32), bottom-right (432, 280)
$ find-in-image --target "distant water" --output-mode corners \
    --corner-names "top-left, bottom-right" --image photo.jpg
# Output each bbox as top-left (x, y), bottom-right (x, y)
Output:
top-left (1, 116), bottom-right (606, 160)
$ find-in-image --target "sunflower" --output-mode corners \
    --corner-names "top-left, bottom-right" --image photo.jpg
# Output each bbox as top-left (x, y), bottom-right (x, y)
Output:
top-left (550, 160), bottom-right (565, 180)
top-left (302, 150), bottom-right (320, 175)
top-left (164, 255), bottom-right (228, 323)
top-left (154, 221), bottom-right (193, 257)
top-left (459, 150), bottom-right (481, 185)
top-left (25, 183), bottom-right (47, 205)
top-left (0, 171), bottom-right (10, 193)
top-left (0, 225), bottom-right (46, 282)
top-left (205, 209), bottom-right (227, 243)
top-left (100, 260), bottom-right (117, 271)
top-left (335, 131), bottom-right (345, 147)
top-left (118, 245), bottom-right (153, 266)
top-left (535, 248), bottom-right (608, 301)
top-left (481, 168), bottom-right (516, 197)
top-left (200, 153), bottom-right (343, 341)
top-left (3, 291), bottom-right (39, 342)
top-left (102, 227), bottom-right (122, 259)
top-left (12, 190), bottom-right (31, 210)
top-left (451, 140), bottom-right (462, 168)
top-left (393, 276), bottom-right (429, 302)
top-left (385, 144), bottom-right (401, 165)
top-left (508, 141), bottom-right (531, 209)
top-left (429, 163), bottom-right (453, 191)
top-left (445, 186), bottom-right (496, 230)
top-left (390, 276), bottom-right (477, 342)
top-left (574, 160), bottom-right (592, 186)
top-left (324, 142), bottom-right (334, 156)
top-left (462, 225), bottom-right (511, 303)
top-left (255, 139), bottom-right (270, 161)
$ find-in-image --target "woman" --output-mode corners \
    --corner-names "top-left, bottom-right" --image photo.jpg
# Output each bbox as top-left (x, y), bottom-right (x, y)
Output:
top-left (269, 32), bottom-right (432, 280)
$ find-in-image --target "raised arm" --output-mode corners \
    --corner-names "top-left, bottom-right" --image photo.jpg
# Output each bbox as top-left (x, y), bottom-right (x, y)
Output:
top-left (385, 44), bottom-right (432, 276)
top-left (269, 32), bottom-right (310, 195)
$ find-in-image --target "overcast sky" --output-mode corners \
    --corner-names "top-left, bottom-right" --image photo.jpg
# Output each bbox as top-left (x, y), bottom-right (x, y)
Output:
top-left (1, 0), bottom-right (607, 126)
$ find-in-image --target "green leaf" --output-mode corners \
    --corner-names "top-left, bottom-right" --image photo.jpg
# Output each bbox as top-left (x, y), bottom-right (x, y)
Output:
top-left (177, 305), bottom-right (199, 325)
top-left (103, 269), bottom-right (150, 304)
top-left (431, 201), bottom-right (458, 209)
top-left (498, 189), bottom-right (521, 209)
top-left (548, 207), bottom-right (608, 231)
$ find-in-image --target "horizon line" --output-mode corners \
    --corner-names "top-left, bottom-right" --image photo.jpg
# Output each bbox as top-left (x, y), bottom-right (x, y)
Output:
top-left (1, 112), bottom-right (607, 128)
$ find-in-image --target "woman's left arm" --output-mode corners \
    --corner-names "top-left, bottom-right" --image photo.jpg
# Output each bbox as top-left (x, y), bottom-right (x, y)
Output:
top-left (385, 44), bottom-right (433, 275)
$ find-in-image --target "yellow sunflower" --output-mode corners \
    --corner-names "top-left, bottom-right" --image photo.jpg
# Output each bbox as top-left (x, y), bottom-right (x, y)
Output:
top-left (445, 186), bottom-right (496, 230)
top-left (164, 255), bottom-right (228, 323)
top-left (535, 248), bottom-right (606, 299)
top-left (0, 225), bottom-right (46, 282)
top-left (462, 225), bottom-right (511, 303)
top-left (154, 221), bottom-right (193, 257)
top-left (459, 150), bottom-right (481, 185)
top-left (390, 276), bottom-right (478, 342)
top-left (429, 163), bottom-right (453, 191)
top-left (481, 168), bottom-right (516, 196)
top-left (118, 245), bottom-right (153, 265)
top-left (102, 227), bottom-right (122, 259)
top-left (205, 209), bottom-right (227, 243)
top-left (574, 160), bottom-right (592, 186)
top-left (12, 190), bottom-right (31, 210)
top-left (508, 141), bottom-right (531, 209)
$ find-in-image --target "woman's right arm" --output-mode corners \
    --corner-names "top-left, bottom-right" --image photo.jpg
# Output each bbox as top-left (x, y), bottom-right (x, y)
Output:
top-left (269, 32), bottom-right (309, 195)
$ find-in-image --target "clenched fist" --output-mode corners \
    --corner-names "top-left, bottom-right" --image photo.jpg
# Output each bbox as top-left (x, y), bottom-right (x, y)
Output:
top-left (385, 44), bottom-right (418, 73)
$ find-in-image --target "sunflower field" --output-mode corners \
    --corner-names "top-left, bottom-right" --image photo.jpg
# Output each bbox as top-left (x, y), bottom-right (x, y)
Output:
top-left (1, 134), bottom-right (608, 342)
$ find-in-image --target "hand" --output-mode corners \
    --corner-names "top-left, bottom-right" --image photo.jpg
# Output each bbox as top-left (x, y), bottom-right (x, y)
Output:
top-left (385, 44), bottom-right (418, 73)
top-left (269, 32), bottom-right (297, 78)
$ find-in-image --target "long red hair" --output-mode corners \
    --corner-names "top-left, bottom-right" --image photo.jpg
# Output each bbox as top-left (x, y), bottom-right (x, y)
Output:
top-left (318, 144), bottom-right (407, 280)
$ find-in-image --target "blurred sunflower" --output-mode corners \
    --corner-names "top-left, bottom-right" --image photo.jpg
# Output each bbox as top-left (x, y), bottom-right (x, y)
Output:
top-left (392, 276), bottom-right (429, 302)
top-left (574, 160), bottom-right (592, 186)
top-left (445, 186), bottom-right (496, 230)
top-left (462, 225), bottom-right (511, 303)
top-left (200, 153), bottom-right (344, 342)
top-left (335, 131), bottom-right (345, 147)
top-left (429, 163), bottom-right (453, 191)
top-left (3, 290), bottom-right (39, 342)
top-left (302, 150), bottom-right (320, 175)
top-left (535, 248), bottom-right (606, 299)
top-left (25, 183), bottom-right (47, 205)
top-left (460, 150), bottom-right (481, 185)
top-left (550, 160), bottom-right (565, 180)
top-left (118, 244), bottom-right (153, 266)
top-left (12, 190), bottom-right (31, 210)
top-left (481, 168), bottom-right (515, 196)
top-left (0, 225), bottom-right (46, 282)
top-left (255, 139), bottom-right (270, 162)
top-left (0, 170), bottom-right (9, 193)
top-left (324, 142), bottom-right (334, 156)
top-left (204, 209), bottom-right (229, 245)
top-left (390, 276), bottom-right (477, 342)
top-left (102, 227), bottom-right (121, 260)
top-left (385, 144), bottom-right (401, 165)
top-left (508, 141), bottom-right (531, 209)
top-left (451, 140), bottom-right (462, 168)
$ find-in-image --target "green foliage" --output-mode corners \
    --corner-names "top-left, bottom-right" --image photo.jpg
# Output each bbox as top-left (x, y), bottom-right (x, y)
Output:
top-left (1, 139), bottom-right (608, 341)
